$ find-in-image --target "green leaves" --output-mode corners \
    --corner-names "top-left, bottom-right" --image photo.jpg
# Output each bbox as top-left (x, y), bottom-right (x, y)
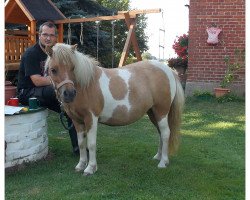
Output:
top-left (220, 48), bottom-right (245, 88)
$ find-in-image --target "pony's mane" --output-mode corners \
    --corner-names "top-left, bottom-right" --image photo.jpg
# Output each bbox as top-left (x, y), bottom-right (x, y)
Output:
top-left (47, 43), bottom-right (98, 88)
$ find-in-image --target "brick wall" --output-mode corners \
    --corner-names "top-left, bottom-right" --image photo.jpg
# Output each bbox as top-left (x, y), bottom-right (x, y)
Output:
top-left (186, 0), bottom-right (245, 95)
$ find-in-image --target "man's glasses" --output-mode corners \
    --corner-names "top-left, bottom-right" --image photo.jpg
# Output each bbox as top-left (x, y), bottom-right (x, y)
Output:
top-left (41, 33), bottom-right (56, 38)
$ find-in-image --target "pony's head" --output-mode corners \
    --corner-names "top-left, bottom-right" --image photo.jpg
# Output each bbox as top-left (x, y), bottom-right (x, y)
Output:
top-left (45, 43), bottom-right (96, 103)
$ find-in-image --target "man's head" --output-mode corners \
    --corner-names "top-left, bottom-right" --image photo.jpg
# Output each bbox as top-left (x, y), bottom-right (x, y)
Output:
top-left (39, 22), bottom-right (57, 47)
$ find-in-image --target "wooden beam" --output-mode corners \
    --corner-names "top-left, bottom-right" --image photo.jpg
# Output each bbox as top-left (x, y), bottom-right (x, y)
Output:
top-left (118, 8), bottom-right (161, 15)
top-left (118, 19), bottom-right (136, 67)
top-left (123, 13), bottom-right (142, 63)
top-left (5, 30), bottom-right (29, 36)
top-left (57, 24), bottom-right (64, 43)
top-left (47, 0), bottom-right (66, 19)
top-left (29, 21), bottom-right (36, 45)
top-left (54, 15), bottom-right (132, 24)
top-left (54, 8), bottom-right (161, 24)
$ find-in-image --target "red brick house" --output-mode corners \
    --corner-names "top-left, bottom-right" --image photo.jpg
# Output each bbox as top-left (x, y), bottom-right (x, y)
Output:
top-left (186, 0), bottom-right (245, 96)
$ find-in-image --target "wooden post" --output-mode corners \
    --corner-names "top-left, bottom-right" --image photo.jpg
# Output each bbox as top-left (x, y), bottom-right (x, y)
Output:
top-left (30, 20), bottom-right (36, 45)
top-left (118, 13), bottom-right (142, 67)
top-left (57, 23), bottom-right (64, 43)
top-left (118, 20), bottom-right (135, 67)
top-left (124, 13), bottom-right (142, 62)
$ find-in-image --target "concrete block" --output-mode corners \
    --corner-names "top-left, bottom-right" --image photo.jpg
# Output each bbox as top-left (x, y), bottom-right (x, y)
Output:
top-left (5, 109), bottom-right (49, 168)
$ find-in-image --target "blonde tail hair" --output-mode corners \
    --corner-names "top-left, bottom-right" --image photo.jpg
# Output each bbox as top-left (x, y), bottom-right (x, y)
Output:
top-left (168, 71), bottom-right (185, 155)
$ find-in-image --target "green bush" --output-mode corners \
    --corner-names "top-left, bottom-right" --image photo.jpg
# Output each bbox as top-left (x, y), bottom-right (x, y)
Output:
top-left (193, 90), bottom-right (214, 100)
top-left (216, 93), bottom-right (244, 103)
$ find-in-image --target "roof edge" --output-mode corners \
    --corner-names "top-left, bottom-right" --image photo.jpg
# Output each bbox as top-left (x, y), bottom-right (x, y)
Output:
top-left (47, 0), bottom-right (66, 19)
top-left (16, 0), bottom-right (35, 21)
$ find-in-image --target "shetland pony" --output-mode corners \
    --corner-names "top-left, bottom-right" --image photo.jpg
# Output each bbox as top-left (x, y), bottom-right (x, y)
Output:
top-left (45, 43), bottom-right (184, 176)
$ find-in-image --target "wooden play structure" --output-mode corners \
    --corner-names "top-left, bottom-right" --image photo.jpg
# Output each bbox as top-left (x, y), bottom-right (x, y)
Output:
top-left (5, 0), bottom-right (66, 71)
top-left (5, 0), bottom-right (161, 71)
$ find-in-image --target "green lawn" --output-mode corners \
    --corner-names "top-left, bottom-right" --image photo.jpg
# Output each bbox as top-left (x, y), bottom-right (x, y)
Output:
top-left (5, 98), bottom-right (245, 200)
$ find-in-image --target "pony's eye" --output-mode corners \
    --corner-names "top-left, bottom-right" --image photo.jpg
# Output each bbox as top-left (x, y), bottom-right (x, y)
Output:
top-left (50, 68), bottom-right (57, 75)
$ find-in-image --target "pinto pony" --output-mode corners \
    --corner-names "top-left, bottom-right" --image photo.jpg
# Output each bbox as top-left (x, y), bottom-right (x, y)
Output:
top-left (45, 43), bottom-right (185, 175)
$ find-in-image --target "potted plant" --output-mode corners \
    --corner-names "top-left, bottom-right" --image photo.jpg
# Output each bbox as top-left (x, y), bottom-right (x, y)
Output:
top-left (214, 48), bottom-right (245, 98)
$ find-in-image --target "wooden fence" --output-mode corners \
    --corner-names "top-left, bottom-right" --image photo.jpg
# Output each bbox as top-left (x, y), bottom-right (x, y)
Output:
top-left (5, 35), bottom-right (32, 70)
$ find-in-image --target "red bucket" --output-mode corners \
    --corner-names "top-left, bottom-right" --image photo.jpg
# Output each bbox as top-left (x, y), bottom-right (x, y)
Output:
top-left (5, 85), bottom-right (17, 104)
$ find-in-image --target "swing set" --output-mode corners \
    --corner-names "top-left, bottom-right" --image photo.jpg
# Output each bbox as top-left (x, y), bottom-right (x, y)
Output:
top-left (66, 14), bottom-right (121, 68)
top-left (5, 0), bottom-right (161, 70)
top-left (54, 9), bottom-right (161, 67)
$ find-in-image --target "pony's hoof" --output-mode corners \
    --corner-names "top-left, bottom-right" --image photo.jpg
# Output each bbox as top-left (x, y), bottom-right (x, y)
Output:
top-left (157, 160), bottom-right (169, 168)
top-left (75, 167), bottom-right (84, 172)
top-left (157, 163), bottom-right (166, 168)
top-left (75, 162), bottom-right (87, 172)
top-left (83, 172), bottom-right (93, 176)
top-left (83, 165), bottom-right (97, 176)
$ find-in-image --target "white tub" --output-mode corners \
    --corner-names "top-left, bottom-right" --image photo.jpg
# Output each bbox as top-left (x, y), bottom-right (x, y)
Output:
top-left (5, 109), bottom-right (48, 168)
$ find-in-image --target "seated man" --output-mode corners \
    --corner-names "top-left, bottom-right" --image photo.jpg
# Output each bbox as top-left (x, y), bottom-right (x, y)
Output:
top-left (17, 21), bottom-right (79, 155)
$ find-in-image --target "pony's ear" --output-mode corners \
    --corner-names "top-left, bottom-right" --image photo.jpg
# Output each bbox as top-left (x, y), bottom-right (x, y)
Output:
top-left (71, 44), bottom-right (78, 51)
top-left (45, 46), bottom-right (53, 57)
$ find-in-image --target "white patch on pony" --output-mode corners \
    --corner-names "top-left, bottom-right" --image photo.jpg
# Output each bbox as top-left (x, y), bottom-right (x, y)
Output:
top-left (75, 131), bottom-right (87, 172)
top-left (65, 72), bottom-right (69, 78)
top-left (149, 60), bottom-right (176, 102)
top-left (84, 113), bottom-right (98, 175)
top-left (99, 69), bottom-right (131, 123)
top-left (118, 69), bottom-right (131, 85)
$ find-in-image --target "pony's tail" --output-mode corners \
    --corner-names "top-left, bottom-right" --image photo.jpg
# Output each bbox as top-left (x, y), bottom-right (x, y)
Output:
top-left (168, 71), bottom-right (185, 155)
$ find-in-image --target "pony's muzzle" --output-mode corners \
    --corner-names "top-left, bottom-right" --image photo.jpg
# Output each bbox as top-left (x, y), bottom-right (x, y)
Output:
top-left (62, 88), bottom-right (76, 103)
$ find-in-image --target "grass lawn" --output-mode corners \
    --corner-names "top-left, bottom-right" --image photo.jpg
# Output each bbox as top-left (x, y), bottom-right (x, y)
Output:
top-left (5, 97), bottom-right (245, 200)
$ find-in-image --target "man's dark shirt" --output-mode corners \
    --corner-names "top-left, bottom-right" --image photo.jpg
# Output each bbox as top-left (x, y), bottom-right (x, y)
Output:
top-left (17, 43), bottom-right (47, 91)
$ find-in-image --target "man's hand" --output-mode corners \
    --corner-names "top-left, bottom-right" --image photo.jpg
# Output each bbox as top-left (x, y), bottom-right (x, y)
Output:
top-left (30, 74), bottom-right (51, 87)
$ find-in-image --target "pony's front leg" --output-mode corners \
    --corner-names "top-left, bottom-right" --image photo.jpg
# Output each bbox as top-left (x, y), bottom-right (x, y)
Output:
top-left (75, 131), bottom-right (88, 172)
top-left (84, 115), bottom-right (98, 176)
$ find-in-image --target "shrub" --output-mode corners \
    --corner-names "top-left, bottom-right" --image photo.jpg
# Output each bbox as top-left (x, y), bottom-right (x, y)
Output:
top-left (168, 57), bottom-right (188, 70)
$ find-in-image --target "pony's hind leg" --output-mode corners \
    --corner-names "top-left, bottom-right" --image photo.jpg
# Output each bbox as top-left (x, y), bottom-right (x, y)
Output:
top-left (147, 109), bottom-right (162, 161)
top-left (157, 115), bottom-right (170, 168)
top-left (153, 137), bottom-right (162, 161)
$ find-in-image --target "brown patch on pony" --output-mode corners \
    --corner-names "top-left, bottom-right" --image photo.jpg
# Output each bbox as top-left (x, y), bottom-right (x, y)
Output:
top-left (86, 67), bottom-right (104, 116)
top-left (150, 69), bottom-right (172, 122)
top-left (106, 105), bottom-right (129, 125)
top-left (109, 76), bottom-right (128, 100)
top-left (63, 67), bottom-right (104, 133)
top-left (127, 62), bottom-right (172, 122)
top-left (64, 105), bottom-right (93, 133)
